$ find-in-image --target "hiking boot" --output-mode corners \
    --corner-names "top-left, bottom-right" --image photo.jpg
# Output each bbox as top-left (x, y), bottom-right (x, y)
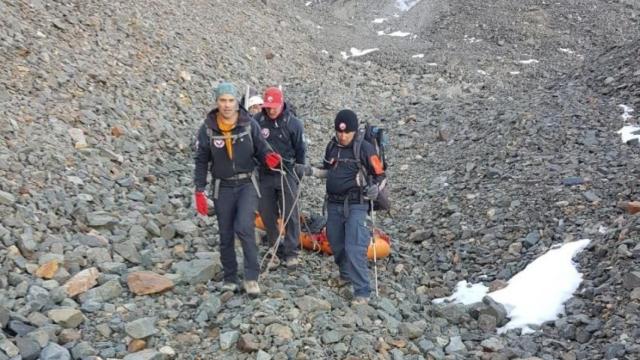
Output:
top-left (284, 256), bottom-right (299, 268)
top-left (221, 282), bottom-right (238, 293)
top-left (266, 255), bottom-right (281, 270)
top-left (244, 280), bottom-right (261, 296)
top-left (351, 297), bottom-right (369, 306)
top-left (328, 277), bottom-right (350, 288)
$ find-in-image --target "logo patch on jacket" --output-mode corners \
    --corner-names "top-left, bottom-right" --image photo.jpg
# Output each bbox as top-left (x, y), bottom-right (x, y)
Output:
top-left (261, 128), bottom-right (270, 138)
top-left (213, 139), bottom-right (225, 148)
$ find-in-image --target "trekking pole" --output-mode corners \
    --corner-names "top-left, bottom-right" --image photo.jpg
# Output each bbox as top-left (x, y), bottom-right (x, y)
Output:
top-left (370, 199), bottom-right (379, 297)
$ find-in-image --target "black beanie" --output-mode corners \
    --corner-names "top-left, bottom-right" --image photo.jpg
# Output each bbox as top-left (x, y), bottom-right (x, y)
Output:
top-left (334, 109), bottom-right (358, 132)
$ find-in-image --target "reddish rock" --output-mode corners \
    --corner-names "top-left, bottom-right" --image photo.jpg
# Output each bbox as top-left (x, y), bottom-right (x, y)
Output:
top-left (128, 339), bottom-right (146, 352)
top-left (63, 267), bottom-right (99, 297)
top-left (36, 260), bottom-right (59, 279)
top-left (127, 271), bottom-right (174, 295)
top-left (111, 126), bottom-right (125, 137)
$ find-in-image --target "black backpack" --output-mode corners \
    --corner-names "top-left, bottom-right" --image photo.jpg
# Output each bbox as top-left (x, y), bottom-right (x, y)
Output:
top-left (330, 122), bottom-right (390, 211)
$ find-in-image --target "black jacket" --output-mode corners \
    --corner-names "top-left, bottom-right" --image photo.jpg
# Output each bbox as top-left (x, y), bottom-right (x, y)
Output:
top-left (255, 103), bottom-right (306, 172)
top-left (194, 108), bottom-right (271, 191)
top-left (322, 135), bottom-right (385, 200)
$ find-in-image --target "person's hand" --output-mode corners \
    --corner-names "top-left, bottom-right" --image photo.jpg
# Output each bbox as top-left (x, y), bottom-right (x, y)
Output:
top-left (364, 184), bottom-right (379, 200)
top-left (195, 191), bottom-right (208, 216)
top-left (265, 152), bottom-right (282, 169)
top-left (294, 164), bottom-right (313, 178)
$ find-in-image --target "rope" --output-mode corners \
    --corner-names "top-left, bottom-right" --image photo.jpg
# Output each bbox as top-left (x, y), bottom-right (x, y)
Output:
top-left (370, 199), bottom-right (379, 297)
top-left (259, 161), bottom-right (305, 279)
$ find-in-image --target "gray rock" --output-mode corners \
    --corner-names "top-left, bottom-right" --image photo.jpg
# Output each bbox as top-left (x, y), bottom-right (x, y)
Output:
top-left (478, 313), bottom-right (497, 331)
top-left (27, 285), bottom-right (51, 312)
top-left (236, 333), bottom-right (260, 353)
top-left (321, 329), bottom-right (345, 344)
top-left (418, 338), bottom-right (436, 353)
top-left (122, 349), bottom-right (165, 360)
top-left (0, 339), bottom-right (20, 357)
top-left (582, 191), bottom-right (601, 203)
top-left (195, 295), bottom-right (221, 323)
top-left (86, 211), bottom-right (118, 227)
top-left (398, 322), bottom-right (423, 339)
top-left (623, 271), bottom-right (640, 290)
top-left (481, 296), bottom-right (508, 326)
top-left (0, 306), bottom-right (10, 328)
top-left (605, 343), bottom-right (626, 359)
top-left (47, 308), bottom-right (84, 328)
top-left (480, 337), bottom-right (505, 352)
top-left (71, 342), bottom-right (97, 359)
top-left (293, 295), bottom-right (331, 312)
top-left (15, 337), bottom-right (41, 360)
top-left (80, 279), bottom-right (122, 303)
top-left (40, 342), bottom-right (71, 360)
top-left (256, 350), bottom-right (272, 360)
top-left (444, 336), bottom-right (466, 353)
top-left (174, 259), bottom-right (219, 285)
top-left (0, 190), bottom-right (16, 205)
top-left (113, 240), bottom-right (141, 264)
top-left (173, 220), bottom-right (198, 235)
top-left (522, 231), bottom-right (540, 247)
top-left (219, 330), bottom-right (240, 350)
top-left (125, 317), bottom-right (158, 339)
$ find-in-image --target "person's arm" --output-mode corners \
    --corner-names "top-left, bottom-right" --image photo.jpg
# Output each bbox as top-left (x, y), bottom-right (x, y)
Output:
top-left (194, 124), bottom-right (211, 192)
top-left (289, 116), bottom-right (306, 165)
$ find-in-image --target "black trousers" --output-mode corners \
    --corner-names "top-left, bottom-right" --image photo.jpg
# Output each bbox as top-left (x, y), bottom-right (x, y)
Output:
top-left (213, 182), bottom-right (259, 282)
top-left (258, 172), bottom-right (300, 260)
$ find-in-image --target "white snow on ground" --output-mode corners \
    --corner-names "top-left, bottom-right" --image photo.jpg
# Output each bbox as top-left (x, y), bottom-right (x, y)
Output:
top-left (412, 54), bottom-right (424, 58)
top-left (373, 18), bottom-right (387, 24)
top-left (558, 48), bottom-right (575, 54)
top-left (618, 125), bottom-right (640, 143)
top-left (509, 71), bottom-right (521, 75)
top-left (518, 59), bottom-right (539, 64)
top-left (433, 239), bottom-right (591, 334)
top-left (619, 104), bottom-right (635, 121)
top-left (378, 30), bottom-right (411, 37)
top-left (427, 62), bottom-right (438, 66)
top-left (464, 35), bottom-right (482, 43)
top-left (490, 239), bottom-right (591, 334)
top-left (433, 281), bottom-right (488, 305)
top-left (340, 47), bottom-right (379, 60)
top-left (395, 0), bottom-right (421, 11)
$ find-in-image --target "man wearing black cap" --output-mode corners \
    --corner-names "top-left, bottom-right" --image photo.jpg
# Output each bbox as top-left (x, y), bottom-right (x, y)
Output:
top-left (297, 109), bottom-right (385, 305)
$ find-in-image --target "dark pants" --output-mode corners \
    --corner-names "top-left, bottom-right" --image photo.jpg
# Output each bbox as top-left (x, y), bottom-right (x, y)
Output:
top-left (326, 202), bottom-right (371, 298)
top-left (213, 182), bottom-right (259, 282)
top-left (258, 172), bottom-right (300, 260)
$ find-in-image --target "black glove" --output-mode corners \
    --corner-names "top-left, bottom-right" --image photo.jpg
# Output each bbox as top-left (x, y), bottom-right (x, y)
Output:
top-left (294, 164), bottom-right (313, 178)
top-left (364, 184), bottom-right (379, 200)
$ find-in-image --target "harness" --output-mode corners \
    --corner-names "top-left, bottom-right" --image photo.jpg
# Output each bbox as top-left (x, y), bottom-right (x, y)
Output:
top-left (206, 124), bottom-right (261, 199)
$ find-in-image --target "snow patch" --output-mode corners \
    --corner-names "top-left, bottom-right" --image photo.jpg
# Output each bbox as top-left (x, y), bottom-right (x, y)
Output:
top-left (373, 18), bottom-right (387, 24)
top-left (490, 239), bottom-right (591, 334)
top-left (509, 71), bottom-right (521, 75)
top-left (378, 31), bottom-right (411, 37)
top-left (518, 59), bottom-right (539, 65)
top-left (412, 54), bottom-right (424, 58)
top-left (618, 125), bottom-right (640, 144)
top-left (433, 239), bottom-right (591, 335)
top-left (619, 104), bottom-right (634, 121)
top-left (340, 47), bottom-right (379, 60)
top-left (558, 48), bottom-right (575, 54)
top-left (395, 0), bottom-right (421, 11)
top-left (433, 281), bottom-right (488, 305)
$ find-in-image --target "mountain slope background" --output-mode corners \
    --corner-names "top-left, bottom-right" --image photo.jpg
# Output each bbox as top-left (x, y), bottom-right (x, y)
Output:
top-left (1, 0), bottom-right (640, 359)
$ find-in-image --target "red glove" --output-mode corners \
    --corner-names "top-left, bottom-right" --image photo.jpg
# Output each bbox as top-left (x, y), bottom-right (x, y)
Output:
top-left (195, 192), bottom-right (208, 216)
top-left (265, 152), bottom-right (282, 169)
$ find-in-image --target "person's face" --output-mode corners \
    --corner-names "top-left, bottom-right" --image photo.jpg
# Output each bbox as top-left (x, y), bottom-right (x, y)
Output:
top-left (216, 94), bottom-right (237, 119)
top-left (248, 104), bottom-right (262, 115)
top-left (265, 105), bottom-right (282, 120)
top-left (336, 130), bottom-right (355, 146)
